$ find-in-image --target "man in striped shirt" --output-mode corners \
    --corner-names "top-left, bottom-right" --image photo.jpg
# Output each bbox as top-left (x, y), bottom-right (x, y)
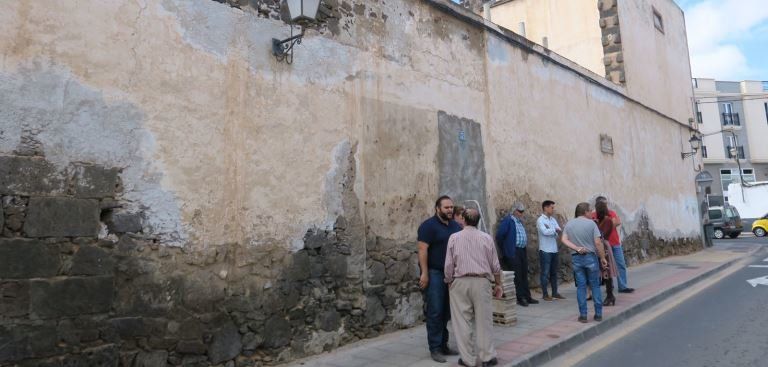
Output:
top-left (444, 209), bottom-right (501, 367)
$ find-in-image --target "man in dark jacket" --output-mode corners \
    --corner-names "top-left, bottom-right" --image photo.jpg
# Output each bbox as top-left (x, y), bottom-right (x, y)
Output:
top-left (495, 203), bottom-right (538, 307)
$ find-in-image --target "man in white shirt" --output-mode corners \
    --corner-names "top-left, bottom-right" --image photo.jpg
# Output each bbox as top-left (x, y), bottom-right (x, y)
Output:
top-left (537, 200), bottom-right (564, 301)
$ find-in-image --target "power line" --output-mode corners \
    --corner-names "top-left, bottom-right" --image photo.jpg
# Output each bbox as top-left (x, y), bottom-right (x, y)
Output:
top-left (695, 95), bottom-right (768, 104)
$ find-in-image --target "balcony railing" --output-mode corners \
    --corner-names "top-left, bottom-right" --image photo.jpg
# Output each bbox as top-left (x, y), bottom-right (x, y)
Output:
top-left (726, 145), bottom-right (745, 159)
top-left (722, 112), bottom-right (740, 126)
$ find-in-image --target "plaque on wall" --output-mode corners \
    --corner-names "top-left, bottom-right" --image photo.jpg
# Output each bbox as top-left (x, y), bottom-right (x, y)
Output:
top-left (600, 134), bottom-right (614, 155)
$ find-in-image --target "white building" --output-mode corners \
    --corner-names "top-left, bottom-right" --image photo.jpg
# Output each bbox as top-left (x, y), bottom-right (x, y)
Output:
top-left (693, 79), bottom-right (768, 211)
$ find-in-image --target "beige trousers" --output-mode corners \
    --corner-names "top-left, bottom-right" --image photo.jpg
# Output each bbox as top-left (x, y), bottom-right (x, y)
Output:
top-left (449, 277), bottom-right (496, 365)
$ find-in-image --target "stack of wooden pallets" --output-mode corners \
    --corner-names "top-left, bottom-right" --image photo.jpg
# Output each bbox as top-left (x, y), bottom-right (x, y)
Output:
top-left (492, 270), bottom-right (516, 326)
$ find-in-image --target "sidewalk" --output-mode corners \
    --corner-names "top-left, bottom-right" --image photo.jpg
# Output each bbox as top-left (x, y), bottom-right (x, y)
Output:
top-left (283, 243), bottom-right (759, 367)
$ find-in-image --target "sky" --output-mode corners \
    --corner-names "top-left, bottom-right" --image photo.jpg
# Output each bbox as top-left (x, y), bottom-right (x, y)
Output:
top-left (676, 0), bottom-right (768, 81)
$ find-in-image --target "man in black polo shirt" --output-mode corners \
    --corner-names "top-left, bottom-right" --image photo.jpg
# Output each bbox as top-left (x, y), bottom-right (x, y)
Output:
top-left (418, 195), bottom-right (462, 363)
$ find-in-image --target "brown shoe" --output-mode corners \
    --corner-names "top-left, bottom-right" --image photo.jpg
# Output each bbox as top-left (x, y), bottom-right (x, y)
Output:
top-left (552, 294), bottom-right (566, 300)
top-left (543, 296), bottom-right (553, 302)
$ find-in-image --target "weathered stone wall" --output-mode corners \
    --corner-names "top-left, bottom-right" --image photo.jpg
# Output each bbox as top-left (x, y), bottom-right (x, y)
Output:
top-left (1, 0), bottom-right (702, 365)
top-left (0, 152), bottom-right (422, 366)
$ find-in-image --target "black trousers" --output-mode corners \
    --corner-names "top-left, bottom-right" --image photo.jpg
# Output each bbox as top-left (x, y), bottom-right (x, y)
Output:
top-left (504, 247), bottom-right (531, 301)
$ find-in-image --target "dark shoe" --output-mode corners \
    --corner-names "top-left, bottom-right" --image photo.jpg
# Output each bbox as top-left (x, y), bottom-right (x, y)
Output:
top-left (441, 346), bottom-right (459, 356)
top-left (527, 298), bottom-right (539, 304)
top-left (517, 299), bottom-right (529, 307)
top-left (619, 288), bottom-right (635, 293)
top-left (430, 352), bottom-right (447, 363)
top-left (552, 294), bottom-right (566, 300)
top-left (482, 357), bottom-right (499, 366)
top-left (578, 315), bottom-right (588, 323)
top-left (586, 295), bottom-right (593, 301)
top-left (594, 314), bottom-right (603, 322)
top-left (604, 296), bottom-right (616, 306)
top-left (542, 296), bottom-right (553, 302)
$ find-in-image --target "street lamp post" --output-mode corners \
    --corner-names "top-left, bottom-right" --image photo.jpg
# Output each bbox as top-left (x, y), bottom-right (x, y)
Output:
top-left (694, 128), bottom-right (746, 201)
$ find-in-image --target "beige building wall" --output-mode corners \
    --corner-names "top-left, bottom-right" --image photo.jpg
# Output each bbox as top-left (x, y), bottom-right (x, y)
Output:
top-left (490, 0), bottom-right (695, 127)
top-left (489, 0), bottom-right (605, 77)
top-left (694, 78), bottom-right (728, 162)
top-left (618, 0), bottom-right (695, 124)
top-left (741, 81), bottom-right (768, 163)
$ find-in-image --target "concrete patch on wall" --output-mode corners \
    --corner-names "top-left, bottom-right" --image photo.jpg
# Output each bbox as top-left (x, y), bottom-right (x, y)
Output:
top-left (0, 66), bottom-right (186, 246)
top-left (158, 0), bottom-right (240, 63)
top-left (438, 111), bottom-right (489, 229)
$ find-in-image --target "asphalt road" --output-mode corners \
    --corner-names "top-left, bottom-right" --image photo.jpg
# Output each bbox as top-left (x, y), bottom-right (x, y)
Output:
top-left (574, 237), bottom-right (768, 367)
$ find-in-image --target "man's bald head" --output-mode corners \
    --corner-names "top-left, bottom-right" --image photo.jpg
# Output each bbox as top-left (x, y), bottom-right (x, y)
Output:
top-left (463, 209), bottom-right (481, 227)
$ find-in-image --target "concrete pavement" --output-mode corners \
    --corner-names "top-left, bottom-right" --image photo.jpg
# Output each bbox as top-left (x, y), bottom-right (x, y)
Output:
top-left (282, 240), bottom-right (763, 367)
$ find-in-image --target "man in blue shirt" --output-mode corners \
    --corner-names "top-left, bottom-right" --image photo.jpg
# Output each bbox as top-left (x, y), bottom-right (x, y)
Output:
top-left (495, 203), bottom-right (538, 307)
top-left (418, 195), bottom-right (462, 363)
top-left (537, 200), bottom-right (565, 301)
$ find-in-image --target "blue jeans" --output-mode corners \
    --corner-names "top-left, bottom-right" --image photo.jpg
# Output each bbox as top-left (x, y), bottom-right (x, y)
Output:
top-left (424, 268), bottom-right (450, 352)
top-left (539, 251), bottom-right (559, 297)
top-left (572, 254), bottom-right (602, 317)
top-left (611, 245), bottom-right (629, 290)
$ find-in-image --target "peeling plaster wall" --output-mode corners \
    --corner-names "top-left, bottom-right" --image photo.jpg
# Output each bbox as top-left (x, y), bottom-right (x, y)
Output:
top-left (0, 0), bottom-right (702, 364)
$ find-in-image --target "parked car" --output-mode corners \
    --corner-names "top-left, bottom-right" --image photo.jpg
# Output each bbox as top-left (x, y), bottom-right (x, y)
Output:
top-left (707, 205), bottom-right (743, 239)
top-left (753, 213), bottom-right (768, 237)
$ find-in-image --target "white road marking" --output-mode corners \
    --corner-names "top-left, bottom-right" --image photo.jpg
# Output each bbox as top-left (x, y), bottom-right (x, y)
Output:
top-left (763, 257), bottom-right (768, 262)
top-left (746, 276), bottom-right (768, 287)
top-left (748, 265), bottom-right (768, 268)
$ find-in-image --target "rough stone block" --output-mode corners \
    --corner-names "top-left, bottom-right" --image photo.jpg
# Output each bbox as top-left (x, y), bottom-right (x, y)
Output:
top-left (0, 280), bottom-right (30, 317)
top-left (288, 251), bottom-right (310, 281)
top-left (0, 203), bottom-right (4, 231)
top-left (134, 350), bottom-right (168, 367)
top-left (316, 310), bottom-right (341, 331)
top-left (262, 316), bottom-right (291, 348)
top-left (241, 332), bottom-right (264, 351)
top-left (109, 317), bottom-right (149, 338)
top-left (56, 344), bottom-right (119, 366)
top-left (0, 238), bottom-right (61, 278)
top-left (72, 164), bottom-right (120, 198)
top-left (0, 156), bottom-right (66, 196)
top-left (103, 210), bottom-right (143, 233)
top-left (24, 197), bottom-right (100, 237)
top-left (0, 324), bottom-right (58, 362)
top-left (207, 321), bottom-right (242, 364)
top-left (364, 296), bottom-right (386, 326)
top-left (30, 276), bottom-right (114, 318)
top-left (71, 245), bottom-right (115, 276)
top-left (176, 340), bottom-right (208, 355)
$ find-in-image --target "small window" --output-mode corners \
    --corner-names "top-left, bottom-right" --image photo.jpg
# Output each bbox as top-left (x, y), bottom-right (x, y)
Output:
top-left (721, 169), bottom-right (732, 175)
top-left (701, 146), bottom-right (708, 158)
top-left (743, 169), bottom-right (754, 174)
top-left (653, 8), bottom-right (664, 33)
top-left (709, 209), bottom-right (722, 220)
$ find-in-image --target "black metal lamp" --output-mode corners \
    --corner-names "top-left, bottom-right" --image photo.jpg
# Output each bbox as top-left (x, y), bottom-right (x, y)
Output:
top-left (272, 0), bottom-right (321, 64)
top-left (681, 134), bottom-right (701, 159)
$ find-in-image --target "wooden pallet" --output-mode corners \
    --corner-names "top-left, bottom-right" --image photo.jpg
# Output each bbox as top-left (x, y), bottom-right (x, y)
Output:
top-left (493, 315), bottom-right (517, 326)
